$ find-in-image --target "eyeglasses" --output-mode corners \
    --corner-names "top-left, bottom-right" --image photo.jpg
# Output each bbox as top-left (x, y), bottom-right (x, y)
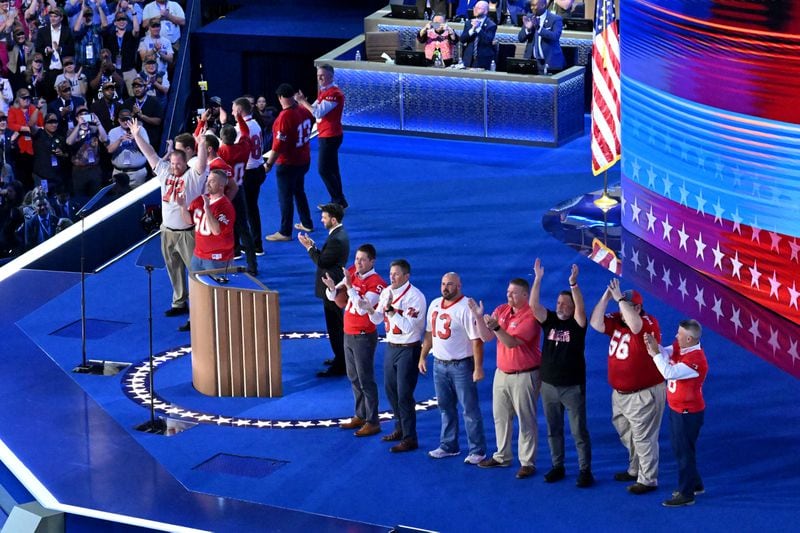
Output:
top-left (116, 18), bottom-right (127, 22)
top-left (0, 118), bottom-right (7, 122)
top-left (32, 59), bottom-right (43, 64)
top-left (103, 86), bottom-right (115, 90)
top-left (132, 84), bottom-right (145, 88)
top-left (19, 95), bottom-right (30, 99)
top-left (60, 87), bottom-right (72, 92)
top-left (46, 120), bottom-right (59, 124)
top-left (150, 22), bottom-right (161, 27)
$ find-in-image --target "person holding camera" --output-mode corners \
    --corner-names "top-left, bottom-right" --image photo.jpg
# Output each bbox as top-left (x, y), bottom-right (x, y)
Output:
top-left (32, 111), bottom-right (69, 195)
top-left (417, 14), bottom-right (459, 66)
top-left (66, 106), bottom-right (108, 199)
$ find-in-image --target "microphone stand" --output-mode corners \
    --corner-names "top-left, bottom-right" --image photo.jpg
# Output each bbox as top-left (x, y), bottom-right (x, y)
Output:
top-left (73, 184), bottom-right (117, 375)
top-left (135, 261), bottom-right (167, 434)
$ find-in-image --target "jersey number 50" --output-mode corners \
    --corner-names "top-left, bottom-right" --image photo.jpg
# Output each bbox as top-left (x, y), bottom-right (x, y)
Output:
top-left (608, 331), bottom-right (631, 360)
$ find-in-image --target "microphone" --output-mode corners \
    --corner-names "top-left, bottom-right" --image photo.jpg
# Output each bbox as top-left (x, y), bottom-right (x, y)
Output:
top-left (213, 260), bottom-right (232, 284)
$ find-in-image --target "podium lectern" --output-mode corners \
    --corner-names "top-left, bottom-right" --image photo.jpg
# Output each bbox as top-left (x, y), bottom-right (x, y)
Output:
top-left (188, 270), bottom-right (281, 397)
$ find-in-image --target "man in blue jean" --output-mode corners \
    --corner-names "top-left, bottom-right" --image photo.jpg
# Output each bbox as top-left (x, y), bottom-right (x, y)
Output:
top-left (419, 272), bottom-right (487, 465)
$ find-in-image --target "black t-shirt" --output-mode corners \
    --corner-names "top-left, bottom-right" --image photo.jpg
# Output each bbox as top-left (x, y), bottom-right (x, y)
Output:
top-left (540, 309), bottom-right (587, 386)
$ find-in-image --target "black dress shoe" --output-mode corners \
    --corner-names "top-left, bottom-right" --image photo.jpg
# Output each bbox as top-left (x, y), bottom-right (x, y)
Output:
top-left (544, 465), bottom-right (566, 483)
top-left (614, 471), bottom-right (637, 482)
top-left (317, 367), bottom-right (346, 378)
top-left (178, 320), bottom-right (191, 332)
top-left (165, 305), bottom-right (188, 317)
top-left (627, 482), bottom-right (657, 495)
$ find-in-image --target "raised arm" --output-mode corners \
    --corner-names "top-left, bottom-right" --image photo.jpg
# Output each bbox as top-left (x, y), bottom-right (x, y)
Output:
top-left (529, 258), bottom-right (547, 323)
top-left (128, 117), bottom-right (160, 168)
top-left (589, 285), bottom-right (612, 333)
top-left (570, 264), bottom-right (586, 328)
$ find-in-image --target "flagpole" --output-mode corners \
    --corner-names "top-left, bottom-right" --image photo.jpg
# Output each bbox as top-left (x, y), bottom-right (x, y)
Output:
top-left (593, 170), bottom-right (618, 210)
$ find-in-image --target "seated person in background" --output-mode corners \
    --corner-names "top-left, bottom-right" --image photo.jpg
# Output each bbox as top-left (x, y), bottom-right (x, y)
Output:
top-left (519, 0), bottom-right (565, 71)
top-left (52, 192), bottom-right (81, 221)
top-left (547, 0), bottom-right (584, 18)
top-left (460, 1), bottom-right (497, 69)
top-left (417, 14), bottom-right (459, 66)
top-left (107, 107), bottom-right (150, 188)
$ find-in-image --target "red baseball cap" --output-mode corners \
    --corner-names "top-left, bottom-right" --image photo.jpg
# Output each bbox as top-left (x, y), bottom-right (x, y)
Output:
top-left (623, 290), bottom-right (643, 306)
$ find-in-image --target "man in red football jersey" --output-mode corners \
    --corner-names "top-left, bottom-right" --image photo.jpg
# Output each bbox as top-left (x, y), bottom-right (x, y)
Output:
top-left (296, 64), bottom-right (348, 209)
top-left (196, 106), bottom-right (259, 274)
top-left (264, 83), bottom-right (315, 242)
top-left (645, 319), bottom-right (709, 508)
top-left (590, 279), bottom-right (665, 495)
top-left (322, 244), bottom-right (386, 437)
top-left (176, 168), bottom-right (235, 272)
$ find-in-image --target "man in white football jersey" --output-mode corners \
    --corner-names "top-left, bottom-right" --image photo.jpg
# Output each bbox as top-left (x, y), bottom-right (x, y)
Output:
top-left (419, 272), bottom-right (487, 465)
top-left (228, 96), bottom-right (264, 255)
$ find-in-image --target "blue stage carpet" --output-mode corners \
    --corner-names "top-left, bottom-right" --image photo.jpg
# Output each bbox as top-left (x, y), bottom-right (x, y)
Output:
top-left (10, 129), bottom-right (800, 532)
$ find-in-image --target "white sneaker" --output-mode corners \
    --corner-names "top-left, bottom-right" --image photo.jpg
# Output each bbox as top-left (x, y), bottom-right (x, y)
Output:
top-left (428, 447), bottom-right (459, 459)
top-left (464, 453), bottom-right (486, 465)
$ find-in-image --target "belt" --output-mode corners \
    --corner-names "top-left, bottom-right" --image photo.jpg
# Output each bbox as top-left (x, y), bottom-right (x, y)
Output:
top-left (388, 341), bottom-right (421, 348)
top-left (503, 366), bottom-right (539, 375)
top-left (345, 330), bottom-right (375, 336)
top-left (434, 356), bottom-right (473, 366)
top-left (616, 388), bottom-right (645, 395)
top-left (164, 225), bottom-right (195, 232)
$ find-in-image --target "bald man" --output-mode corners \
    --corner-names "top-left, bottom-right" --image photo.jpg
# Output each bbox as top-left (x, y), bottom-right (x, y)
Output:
top-left (419, 272), bottom-right (487, 465)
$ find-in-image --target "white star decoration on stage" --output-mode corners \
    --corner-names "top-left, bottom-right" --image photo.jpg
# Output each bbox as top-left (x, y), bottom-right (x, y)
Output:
top-left (622, 190), bottom-right (800, 371)
top-left (121, 332), bottom-right (439, 430)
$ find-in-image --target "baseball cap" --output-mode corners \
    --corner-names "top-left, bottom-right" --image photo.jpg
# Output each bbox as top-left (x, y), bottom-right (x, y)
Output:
top-left (622, 290), bottom-right (643, 306)
top-left (209, 96), bottom-right (222, 106)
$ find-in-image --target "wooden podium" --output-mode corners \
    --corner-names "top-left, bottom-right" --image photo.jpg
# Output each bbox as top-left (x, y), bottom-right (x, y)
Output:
top-left (188, 270), bottom-right (281, 397)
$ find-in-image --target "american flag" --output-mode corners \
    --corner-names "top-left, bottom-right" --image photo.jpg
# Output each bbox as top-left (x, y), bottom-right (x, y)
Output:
top-left (591, 0), bottom-right (621, 175)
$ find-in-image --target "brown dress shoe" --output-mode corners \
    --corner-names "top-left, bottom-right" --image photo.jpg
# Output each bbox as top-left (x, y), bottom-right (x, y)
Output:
top-left (382, 430), bottom-right (403, 442)
top-left (339, 417), bottom-right (365, 429)
top-left (516, 466), bottom-right (536, 479)
top-left (354, 422), bottom-right (381, 437)
top-left (390, 438), bottom-right (419, 453)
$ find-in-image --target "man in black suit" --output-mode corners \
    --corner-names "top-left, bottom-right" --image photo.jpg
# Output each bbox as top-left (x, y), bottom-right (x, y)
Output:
top-left (460, 1), bottom-right (498, 69)
top-left (298, 203), bottom-right (350, 377)
top-left (35, 8), bottom-right (76, 71)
